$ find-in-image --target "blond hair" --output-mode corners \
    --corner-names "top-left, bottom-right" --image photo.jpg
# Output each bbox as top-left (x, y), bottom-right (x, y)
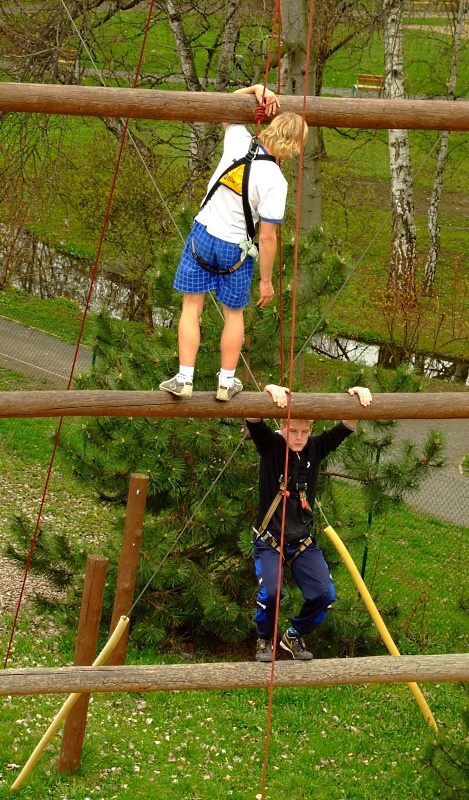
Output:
top-left (279, 419), bottom-right (313, 429)
top-left (259, 112), bottom-right (308, 161)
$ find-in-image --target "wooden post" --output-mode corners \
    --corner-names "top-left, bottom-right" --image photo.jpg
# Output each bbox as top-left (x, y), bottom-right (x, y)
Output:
top-left (57, 554), bottom-right (108, 774)
top-left (107, 473), bottom-right (149, 666)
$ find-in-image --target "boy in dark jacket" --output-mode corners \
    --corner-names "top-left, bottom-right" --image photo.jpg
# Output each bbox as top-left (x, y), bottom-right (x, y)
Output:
top-left (246, 383), bottom-right (372, 661)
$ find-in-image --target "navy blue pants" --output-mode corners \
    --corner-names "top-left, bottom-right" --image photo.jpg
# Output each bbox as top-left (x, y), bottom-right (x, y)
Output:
top-left (253, 535), bottom-right (335, 640)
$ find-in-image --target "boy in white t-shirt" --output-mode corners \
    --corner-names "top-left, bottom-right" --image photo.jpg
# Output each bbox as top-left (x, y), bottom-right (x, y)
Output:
top-left (160, 84), bottom-right (308, 401)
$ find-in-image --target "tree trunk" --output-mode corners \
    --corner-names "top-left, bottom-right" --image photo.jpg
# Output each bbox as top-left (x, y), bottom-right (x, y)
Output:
top-left (166, 0), bottom-right (240, 188)
top-left (423, 0), bottom-right (467, 293)
top-left (281, 0), bottom-right (321, 231)
top-left (279, 0), bottom-right (318, 384)
top-left (383, 0), bottom-right (416, 300)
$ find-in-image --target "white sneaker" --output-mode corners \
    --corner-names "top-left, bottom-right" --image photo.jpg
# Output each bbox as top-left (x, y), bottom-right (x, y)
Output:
top-left (216, 377), bottom-right (243, 401)
top-left (159, 374), bottom-right (193, 398)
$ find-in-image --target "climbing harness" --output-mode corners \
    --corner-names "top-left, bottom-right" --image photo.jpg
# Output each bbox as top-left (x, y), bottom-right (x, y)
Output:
top-left (255, 528), bottom-right (315, 567)
top-left (192, 138), bottom-right (276, 275)
top-left (254, 450), bottom-right (314, 566)
top-left (190, 237), bottom-right (247, 275)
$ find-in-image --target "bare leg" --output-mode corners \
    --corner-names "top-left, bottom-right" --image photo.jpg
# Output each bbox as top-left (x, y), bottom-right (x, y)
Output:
top-left (220, 305), bottom-right (244, 370)
top-left (178, 292), bottom-right (205, 366)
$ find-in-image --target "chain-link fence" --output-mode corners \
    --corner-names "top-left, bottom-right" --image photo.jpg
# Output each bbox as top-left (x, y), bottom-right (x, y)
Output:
top-left (337, 471), bottom-right (469, 657)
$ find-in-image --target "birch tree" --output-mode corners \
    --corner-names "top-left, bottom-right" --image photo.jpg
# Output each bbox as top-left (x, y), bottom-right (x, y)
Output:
top-left (383, 0), bottom-right (417, 299)
top-left (423, 0), bottom-right (468, 293)
top-left (164, 0), bottom-right (240, 183)
top-left (280, 0), bottom-right (380, 230)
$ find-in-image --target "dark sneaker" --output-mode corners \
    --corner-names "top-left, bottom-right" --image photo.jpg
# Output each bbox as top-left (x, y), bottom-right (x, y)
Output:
top-left (256, 638), bottom-right (273, 662)
top-left (280, 631), bottom-right (313, 660)
top-left (159, 374), bottom-right (193, 398)
top-left (216, 377), bottom-right (243, 402)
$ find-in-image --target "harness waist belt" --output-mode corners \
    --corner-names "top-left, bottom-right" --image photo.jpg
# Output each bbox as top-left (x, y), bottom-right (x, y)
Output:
top-left (254, 528), bottom-right (314, 566)
top-left (191, 238), bottom-right (245, 276)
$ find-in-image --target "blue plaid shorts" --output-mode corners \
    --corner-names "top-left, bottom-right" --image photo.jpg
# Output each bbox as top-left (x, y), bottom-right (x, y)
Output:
top-left (173, 221), bottom-right (255, 310)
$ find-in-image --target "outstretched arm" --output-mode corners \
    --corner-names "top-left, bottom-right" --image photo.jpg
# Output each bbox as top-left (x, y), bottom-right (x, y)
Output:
top-left (246, 383), bottom-right (289, 422)
top-left (342, 386), bottom-right (373, 430)
top-left (233, 84), bottom-right (280, 116)
top-left (223, 84), bottom-right (280, 128)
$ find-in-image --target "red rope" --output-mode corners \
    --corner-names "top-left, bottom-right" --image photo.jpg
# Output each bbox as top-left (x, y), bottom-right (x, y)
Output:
top-left (276, 12), bottom-right (285, 385)
top-left (255, 104), bottom-right (266, 126)
top-left (3, 0), bottom-right (158, 670)
top-left (259, 1), bottom-right (315, 798)
top-left (254, 0), bottom-right (281, 140)
top-left (278, 226), bottom-right (284, 384)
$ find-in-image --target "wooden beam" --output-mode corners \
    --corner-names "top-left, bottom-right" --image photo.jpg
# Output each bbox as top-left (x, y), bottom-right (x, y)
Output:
top-left (0, 390), bottom-right (467, 420)
top-left (0, 83), bottom-right (468, 131)
top-left (1, 653), bottom-right (468, 696)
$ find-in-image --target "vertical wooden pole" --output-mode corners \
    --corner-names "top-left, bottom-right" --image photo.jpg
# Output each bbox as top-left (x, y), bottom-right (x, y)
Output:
top-left (58, 554), bottom-right (108, 773)
top-left (107, 472), bottom-right (149, 666)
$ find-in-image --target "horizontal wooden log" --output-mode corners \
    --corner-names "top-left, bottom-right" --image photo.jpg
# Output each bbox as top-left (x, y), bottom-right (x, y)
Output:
top-left (0, 83), bottom-right (468, 131)
top-left (0, 390), bottom-right (467, 420)
top-left (1, 654), bottom-right (468, 696)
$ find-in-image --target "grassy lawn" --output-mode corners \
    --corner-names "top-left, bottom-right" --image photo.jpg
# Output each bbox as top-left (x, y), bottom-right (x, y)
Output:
top-left (0, 653), bottom-right (465, 799)
top-left (0, 287), bottom-right (97, 347)
top-left (0, 432), bottom-right (467, 799)
top-left (0, 347), bottom-right (467, 797)
top-left (324, 21), bottom-right (469, 96)
top-left (0, 449), bottom-right (467, 798)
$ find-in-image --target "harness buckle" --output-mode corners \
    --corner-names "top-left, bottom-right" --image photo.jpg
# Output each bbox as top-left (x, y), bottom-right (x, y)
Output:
top-left (245, 139), bottom-right (259, 163)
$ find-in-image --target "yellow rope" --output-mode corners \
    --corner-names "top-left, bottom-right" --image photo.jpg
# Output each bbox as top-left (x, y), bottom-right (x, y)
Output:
top-left (11, 616), bottom-right (129, 791)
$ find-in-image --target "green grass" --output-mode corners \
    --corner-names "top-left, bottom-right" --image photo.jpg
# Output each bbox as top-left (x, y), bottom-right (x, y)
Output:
top-left (332, 485), bottom-right (469, 655)
top-left (324, 23), bottom-right (469, 97)
top-left (0, 662), bottom-right (465, 799)
top-left (319, 123), bottom-right (469, 359)
top-left (1, 592), bottom-right (458, 800)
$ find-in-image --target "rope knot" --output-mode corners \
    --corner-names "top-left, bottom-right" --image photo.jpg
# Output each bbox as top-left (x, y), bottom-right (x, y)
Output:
top-left (255, 104), bottom-right (266, 125)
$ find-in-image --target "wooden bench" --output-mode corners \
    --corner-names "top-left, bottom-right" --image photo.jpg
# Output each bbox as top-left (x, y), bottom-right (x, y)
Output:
top-left (353, 74), bottom-right (384, 96)
top-left (58, 49), bottom-right (79, 80)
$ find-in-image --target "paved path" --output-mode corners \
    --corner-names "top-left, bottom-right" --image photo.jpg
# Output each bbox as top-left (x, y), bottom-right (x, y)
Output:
top-left (0, 316), bottom-right (92, 386)
top-left (397, 418), bottom-right (469, 478)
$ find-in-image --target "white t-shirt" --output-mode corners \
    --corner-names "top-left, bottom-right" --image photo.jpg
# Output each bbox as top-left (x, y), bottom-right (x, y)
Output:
top-left (195, 124), bottom-right (288, 244)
